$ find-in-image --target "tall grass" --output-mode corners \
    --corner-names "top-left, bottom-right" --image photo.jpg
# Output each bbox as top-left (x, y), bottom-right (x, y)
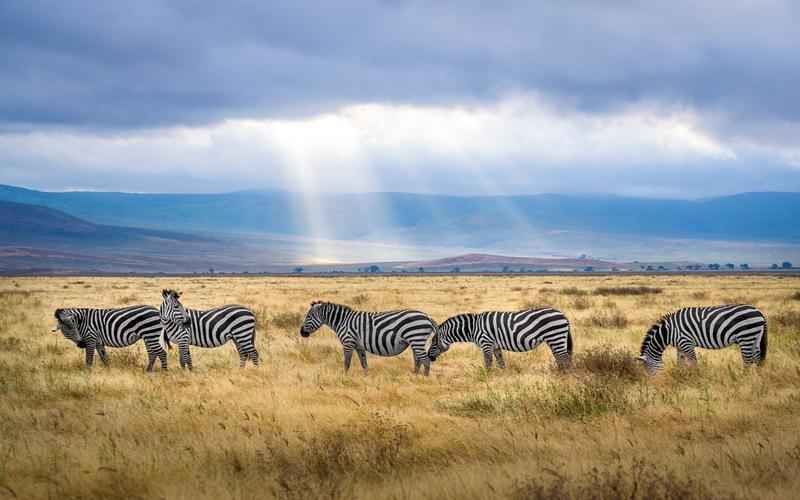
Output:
top-left (1, 274), bottom-right (799, 499)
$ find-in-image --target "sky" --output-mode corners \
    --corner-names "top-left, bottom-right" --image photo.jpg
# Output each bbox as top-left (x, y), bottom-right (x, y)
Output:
top-left (1, 0), bottom-right (799, 197)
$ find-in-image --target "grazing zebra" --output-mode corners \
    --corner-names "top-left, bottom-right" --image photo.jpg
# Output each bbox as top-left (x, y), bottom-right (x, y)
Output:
top-left (638, 304), bottom-right (767, 374)
top-left (52, 305), bottom-right (167, 371)
top-left (300, 301), bottom-right (436, 375)
top-left (159, 289), bottom-right (260, 369)
top-left (428, 308), bottom-right (573, 369)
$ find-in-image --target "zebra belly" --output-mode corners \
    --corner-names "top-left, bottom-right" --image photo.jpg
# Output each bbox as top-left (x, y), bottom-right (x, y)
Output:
top-left (100, 332), bottom-right (141, 348)
top-left (190, 335), bottom-right (231, 348)
top-left (361, 335), bottom-right (408, 356)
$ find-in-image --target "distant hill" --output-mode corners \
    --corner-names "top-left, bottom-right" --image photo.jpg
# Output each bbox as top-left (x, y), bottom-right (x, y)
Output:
top-left (397, 253), bottom-right (618, 272)
top-left (1, 184), bottom-right (800, 269)
top-left (0, 201), bottom-right (266, 273)
top-left (0, 200), bottom-right (210, 246)
top-left (2, 185), bottom-right (799, 244)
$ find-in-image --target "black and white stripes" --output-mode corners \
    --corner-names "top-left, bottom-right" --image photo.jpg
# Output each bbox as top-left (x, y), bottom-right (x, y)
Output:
top-left (160, 289), bottom-right (260, 369)
top-left (53, 305), bottom-right (167, 371)
top-left (300, 301), bottom-right (436, 375)
top-left (428, 308), bottom-right (573, 369)
top-left (638, 304), bottom-right (767, 373)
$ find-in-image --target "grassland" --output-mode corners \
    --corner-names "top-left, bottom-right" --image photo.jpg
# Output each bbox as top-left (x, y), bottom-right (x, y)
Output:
top-left (1, 274), bottom-right (799, 499)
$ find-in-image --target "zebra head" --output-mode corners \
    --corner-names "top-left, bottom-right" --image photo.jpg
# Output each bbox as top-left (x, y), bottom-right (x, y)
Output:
top-left (638, 319), bottom-right (667, 374)
top-left (54, 308), bottom-right (87, 347)
top-left (427, 330), bottom-right (447, 362)
top-left (428, 315), bottom-right (462, 361)
top-left (300, 301), bottom-right (325, 337)
top-left (160, 289), bottom-right (189, 327)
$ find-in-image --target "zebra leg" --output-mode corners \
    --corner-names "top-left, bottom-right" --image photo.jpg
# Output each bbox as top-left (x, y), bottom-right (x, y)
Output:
top-left (494, 348), bottom-right (506, 369)
top-left (739, 340), bottom-right (760, 366)
top-left (480, 343), bottom-right (494, 370)
top-left (249, 350), bottom-right (260, 367)
top-left (410, 346), bottom-right (430, 376)
top-left (356, 348), bottom-right (368, 375)
top-left (84, 339), bottom-right (96, 368)
top-left (178, 340), bottom-right (192, 370)
top-left (143, 337), bottom-right (162, 372)
top-left (343, 347), bottom-right (354, 373)
top-left (96, 344), bottom-right (109, 367)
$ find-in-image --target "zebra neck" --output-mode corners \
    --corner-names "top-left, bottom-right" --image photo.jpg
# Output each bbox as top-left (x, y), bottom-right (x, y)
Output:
top-left (444, 316), bottom-right (476, 345)
top-left (321, 304), bottom-right (352, 333)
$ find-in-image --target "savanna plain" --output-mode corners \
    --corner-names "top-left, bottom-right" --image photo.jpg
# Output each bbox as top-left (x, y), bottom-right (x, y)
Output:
top-left (1, 274), bottom-right (800, 500)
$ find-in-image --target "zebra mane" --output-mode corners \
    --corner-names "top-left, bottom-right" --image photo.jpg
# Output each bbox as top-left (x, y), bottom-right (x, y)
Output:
top-left (640, 313), bottom-right (671, 354)
top-left (310, 301), bottom-right (352, 312)
top-left (162, 289), bottom-right (181, 299)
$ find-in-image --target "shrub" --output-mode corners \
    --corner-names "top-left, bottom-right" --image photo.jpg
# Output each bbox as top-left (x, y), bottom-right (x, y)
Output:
top-left (576, 346), bottom-right (643, 380)
top-left (350, 294), bottom-right (369, 306)
top-left (691, 291), bottom-right (709, 300)
top-left (272, 311), bottom-right (304, 331)
top-left (439, 377), bottom-right (641, 420)
top-left (571, 295), bottom-right (592, 310)
top-left (585, 309), bottom-right (629, 328)
top-left (791, 291), bottom-right (800, 301)
top-left (594, 286), bottom-right (663, 296)
top-left (772, 310), bottom-right (800, 330)
top-left (510, 459), bottom-right (712, 500)
top-left (560, 287), bottom-right (588, 296)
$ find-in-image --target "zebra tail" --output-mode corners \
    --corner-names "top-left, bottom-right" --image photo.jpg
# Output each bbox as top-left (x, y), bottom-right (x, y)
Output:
top-left (759, 319), bottom-right (768, 365)
top-left (566, 324), bottom-right (573, 356)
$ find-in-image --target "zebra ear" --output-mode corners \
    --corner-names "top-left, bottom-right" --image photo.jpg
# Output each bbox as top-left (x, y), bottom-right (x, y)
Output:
top-left (54, 308), bottom-right (62, 319)
top-left (162, 289), bottom-right (169, 298)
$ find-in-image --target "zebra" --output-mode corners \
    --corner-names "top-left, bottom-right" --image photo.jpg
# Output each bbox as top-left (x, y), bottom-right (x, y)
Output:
top-left (300, 301), bottom-right (436, 375)
top-left (428, 308), bottom-right (573, 369)
top-left (638, 304), bottom-right (767, 374)
top-left (159, 289), bottom-right (260, 369)
top-left (52, 305), bottom-right (167, 371)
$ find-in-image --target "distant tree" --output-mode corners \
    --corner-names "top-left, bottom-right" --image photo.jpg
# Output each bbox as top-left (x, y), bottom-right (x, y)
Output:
top-left (658, 265), bottom-right (667, 271)
top-left (611, 267), bottom-right (620, 272)
top-left (502, 266), bottom-right (510, 273)
top-left (740, 263), bottom-right (750, 270)
top-left (725, 263), bottom-right (735, 270)
top-left (418, 267), bottom-right (425, 273)
top-left (452, 266), bottom-right (461, 273)
top-left (771, 263), bottom-right (780, 269)
top-left (646, 265), bottom-right (655, 271)
top-left (782, 261), bottom-right (793, 269)
top-left (293, 267), bottom-right (304, 273)
top-left (369, 265), bottom-right (382, 273)
top-left (584, 266), bottom-right (594, 272)
top-left (708, 264), bottom-right (720, 270)
top-left (208, 268), bottom-right (215, 274)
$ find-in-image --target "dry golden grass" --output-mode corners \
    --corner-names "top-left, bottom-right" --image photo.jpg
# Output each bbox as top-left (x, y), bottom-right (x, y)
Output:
top-left (1, 274), bottom-right (800, 499)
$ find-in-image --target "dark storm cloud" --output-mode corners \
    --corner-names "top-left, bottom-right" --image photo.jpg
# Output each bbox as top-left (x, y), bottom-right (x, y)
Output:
top-left (1, 0), bottom-right (798, 134)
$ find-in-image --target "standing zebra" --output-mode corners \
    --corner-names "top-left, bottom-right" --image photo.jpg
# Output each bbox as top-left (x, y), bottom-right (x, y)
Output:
top-left (300, 301), bottom-right (436, 375)
top-left (428, 308), bottom-right (573, 369)
top-left (159, 289), bottom-right (260, 369)
top-left (53, 305), bottom-right (167, 371)
top-left (638, 304), bottom-right (767, 374)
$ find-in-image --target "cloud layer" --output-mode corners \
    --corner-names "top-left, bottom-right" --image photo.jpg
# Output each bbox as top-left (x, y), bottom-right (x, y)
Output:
top-left (1, 1), bottom-right (799, 195)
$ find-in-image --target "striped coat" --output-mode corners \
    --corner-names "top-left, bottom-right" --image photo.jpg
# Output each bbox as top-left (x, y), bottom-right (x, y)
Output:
top-left (639, 304), bottom-right (767, 373)
top-left (53, 305), bottom-right (167, 371)
top-left (429, 308), bottom-right (573, 369)
top-left (300, 301), bottom-right (436, 375)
